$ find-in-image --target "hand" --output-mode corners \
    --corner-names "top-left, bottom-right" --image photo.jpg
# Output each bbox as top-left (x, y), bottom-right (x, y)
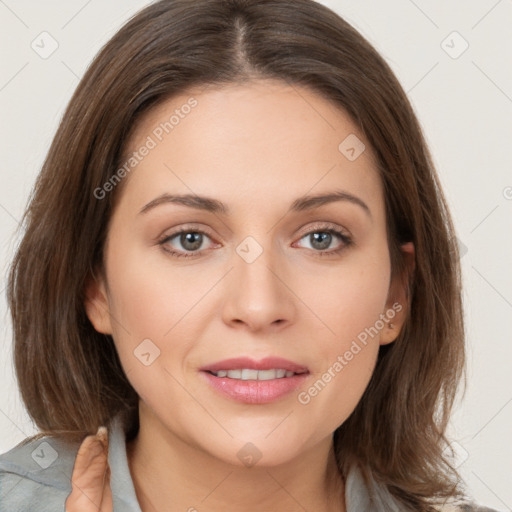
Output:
top-left (65, 426), bottom-right (113, 512)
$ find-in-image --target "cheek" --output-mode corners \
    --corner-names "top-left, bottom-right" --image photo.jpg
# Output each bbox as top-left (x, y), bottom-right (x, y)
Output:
top-left (292, 255), bottom-right (390, 429)
top-left (102, 242), bottom-right (203, 387)
top-left (297, 347), bottom-right (378, 443)
top-left (105, 238), bottom-right (214, 339)
top-left (296, 249), bottom-right (391, 347)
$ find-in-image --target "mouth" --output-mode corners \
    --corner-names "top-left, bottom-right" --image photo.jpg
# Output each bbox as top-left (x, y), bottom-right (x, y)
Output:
top-left (204, 368), bottom-right (308, 380)
top-left (199, 356), bottom-right (310, 404)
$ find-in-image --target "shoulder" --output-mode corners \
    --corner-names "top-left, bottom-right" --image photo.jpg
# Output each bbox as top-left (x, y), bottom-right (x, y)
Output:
top-left (345, 462), bottom-right (501, 512)
top-left (0, 433), bottom-right (79, 511)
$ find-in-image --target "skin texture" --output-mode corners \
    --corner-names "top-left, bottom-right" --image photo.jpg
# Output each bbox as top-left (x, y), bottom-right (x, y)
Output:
top-left (84, 79), bottom-right (414, 512)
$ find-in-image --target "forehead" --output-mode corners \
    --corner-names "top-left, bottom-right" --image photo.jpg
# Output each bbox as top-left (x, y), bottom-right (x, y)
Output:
top-left (117, 79), bottom-right (383, 218)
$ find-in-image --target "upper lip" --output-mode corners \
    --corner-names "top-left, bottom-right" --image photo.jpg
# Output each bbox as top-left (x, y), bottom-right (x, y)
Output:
top-left (200, 357), bottom-right (309, 374)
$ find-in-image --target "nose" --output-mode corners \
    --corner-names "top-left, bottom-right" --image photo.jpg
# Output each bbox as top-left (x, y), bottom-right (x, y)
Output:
top-left (221, 239), bottom-right (296, 333)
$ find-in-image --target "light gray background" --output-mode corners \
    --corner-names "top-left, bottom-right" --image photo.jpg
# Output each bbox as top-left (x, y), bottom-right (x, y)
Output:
top-left (1, 0), bottom-right (511, 509)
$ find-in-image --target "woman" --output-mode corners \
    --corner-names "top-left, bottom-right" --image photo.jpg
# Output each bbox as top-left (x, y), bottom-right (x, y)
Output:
top-left (0, 0), bottom-right (499, 510)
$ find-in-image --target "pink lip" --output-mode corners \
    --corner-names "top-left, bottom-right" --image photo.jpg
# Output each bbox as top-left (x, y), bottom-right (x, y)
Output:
top-left (199, 356), bottom-right (310, 404)
top-left (200, 371), bottom-right (309, 404)
top-left (199, 356), bottom-right (309, 373)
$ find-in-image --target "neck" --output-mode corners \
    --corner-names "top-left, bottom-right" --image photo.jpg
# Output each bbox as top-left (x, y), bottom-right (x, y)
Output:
top-left (126, 403), bottom-right (346, 512)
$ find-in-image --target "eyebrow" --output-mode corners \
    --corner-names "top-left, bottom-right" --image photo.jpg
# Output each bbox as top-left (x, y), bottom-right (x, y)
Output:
top-left (139, 189), bottom-right (371, 218)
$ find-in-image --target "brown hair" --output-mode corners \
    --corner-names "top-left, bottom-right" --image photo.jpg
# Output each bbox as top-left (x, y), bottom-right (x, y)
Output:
top-left (7, 0), bottom-right (466, 509)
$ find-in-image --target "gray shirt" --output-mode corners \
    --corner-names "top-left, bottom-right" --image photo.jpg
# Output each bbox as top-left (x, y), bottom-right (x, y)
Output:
top-left (0, 413), bottom-right (500, 511)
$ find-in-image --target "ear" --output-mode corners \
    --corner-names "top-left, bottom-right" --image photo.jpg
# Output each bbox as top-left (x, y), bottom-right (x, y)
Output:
top-left (84, 269), bottom-right (113, 335)
top-left (379, 241), bottom-right (415, 346)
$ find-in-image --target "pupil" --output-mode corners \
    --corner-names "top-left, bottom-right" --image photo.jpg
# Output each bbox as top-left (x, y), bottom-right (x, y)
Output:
top-left (311, 232), bottom-right (331, 250)
top-left (182, 232), bottom-right (202, 250)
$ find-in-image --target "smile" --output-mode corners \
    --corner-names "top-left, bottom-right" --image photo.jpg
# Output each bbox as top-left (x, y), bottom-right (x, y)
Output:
top-left (207, 368), bottom-right (305, 380)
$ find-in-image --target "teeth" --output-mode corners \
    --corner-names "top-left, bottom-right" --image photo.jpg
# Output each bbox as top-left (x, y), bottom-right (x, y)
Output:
top-left (212, 368), bottom-right (298, 380)
top-left (241, 369), bottom-right (258, 380)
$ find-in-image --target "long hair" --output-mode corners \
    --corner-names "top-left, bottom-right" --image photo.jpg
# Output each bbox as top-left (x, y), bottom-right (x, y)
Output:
top-left (7, 1), bottom-right (466, 510)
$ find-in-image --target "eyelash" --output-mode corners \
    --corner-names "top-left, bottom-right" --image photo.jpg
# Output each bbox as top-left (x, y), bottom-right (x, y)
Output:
top-left (157, 224), bottom-right (353, 259)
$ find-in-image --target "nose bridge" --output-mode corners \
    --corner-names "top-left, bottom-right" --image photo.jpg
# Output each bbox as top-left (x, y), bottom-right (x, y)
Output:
top-left (222, 233), bottom-right (295, 330)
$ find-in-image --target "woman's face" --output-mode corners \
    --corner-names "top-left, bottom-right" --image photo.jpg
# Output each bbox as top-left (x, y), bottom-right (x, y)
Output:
top-left (86, 79), bottom-right (411, 467)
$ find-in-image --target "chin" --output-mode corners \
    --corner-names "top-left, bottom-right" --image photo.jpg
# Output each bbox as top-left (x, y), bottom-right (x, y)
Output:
top-left (206, 433), bottom-right (310, 470)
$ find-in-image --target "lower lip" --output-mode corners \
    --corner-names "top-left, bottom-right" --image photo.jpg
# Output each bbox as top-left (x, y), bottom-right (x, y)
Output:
top-left (200, 371), bottom-right (309, 404)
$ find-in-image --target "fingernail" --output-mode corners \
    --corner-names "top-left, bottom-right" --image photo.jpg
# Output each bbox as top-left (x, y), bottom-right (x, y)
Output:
top-left (96, 426), bottom-right (108, 445)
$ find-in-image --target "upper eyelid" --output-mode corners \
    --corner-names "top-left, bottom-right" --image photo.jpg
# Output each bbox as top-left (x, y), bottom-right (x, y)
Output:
top-left (296, 221), bottom-right (350, 237)
top-left (161, 221), bottom-right (350, 237)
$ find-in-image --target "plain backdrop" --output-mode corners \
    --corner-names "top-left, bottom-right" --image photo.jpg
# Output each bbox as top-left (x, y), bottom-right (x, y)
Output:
top-left (1, 1), bottom-right (511, 510)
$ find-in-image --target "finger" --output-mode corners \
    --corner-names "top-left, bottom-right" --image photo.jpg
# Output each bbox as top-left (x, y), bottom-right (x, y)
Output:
top-left (65, 426), bottom-right (112, 512)
top-left (100, 464), bottom-right (113, 512)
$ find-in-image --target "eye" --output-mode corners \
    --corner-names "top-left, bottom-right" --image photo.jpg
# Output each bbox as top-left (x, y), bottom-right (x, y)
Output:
top-left (157, 223), bottom-right (353, 259)
top-left (294, 224), bottom-right (353, 257)
top-left (158, 228), bottom-right (217, 258)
